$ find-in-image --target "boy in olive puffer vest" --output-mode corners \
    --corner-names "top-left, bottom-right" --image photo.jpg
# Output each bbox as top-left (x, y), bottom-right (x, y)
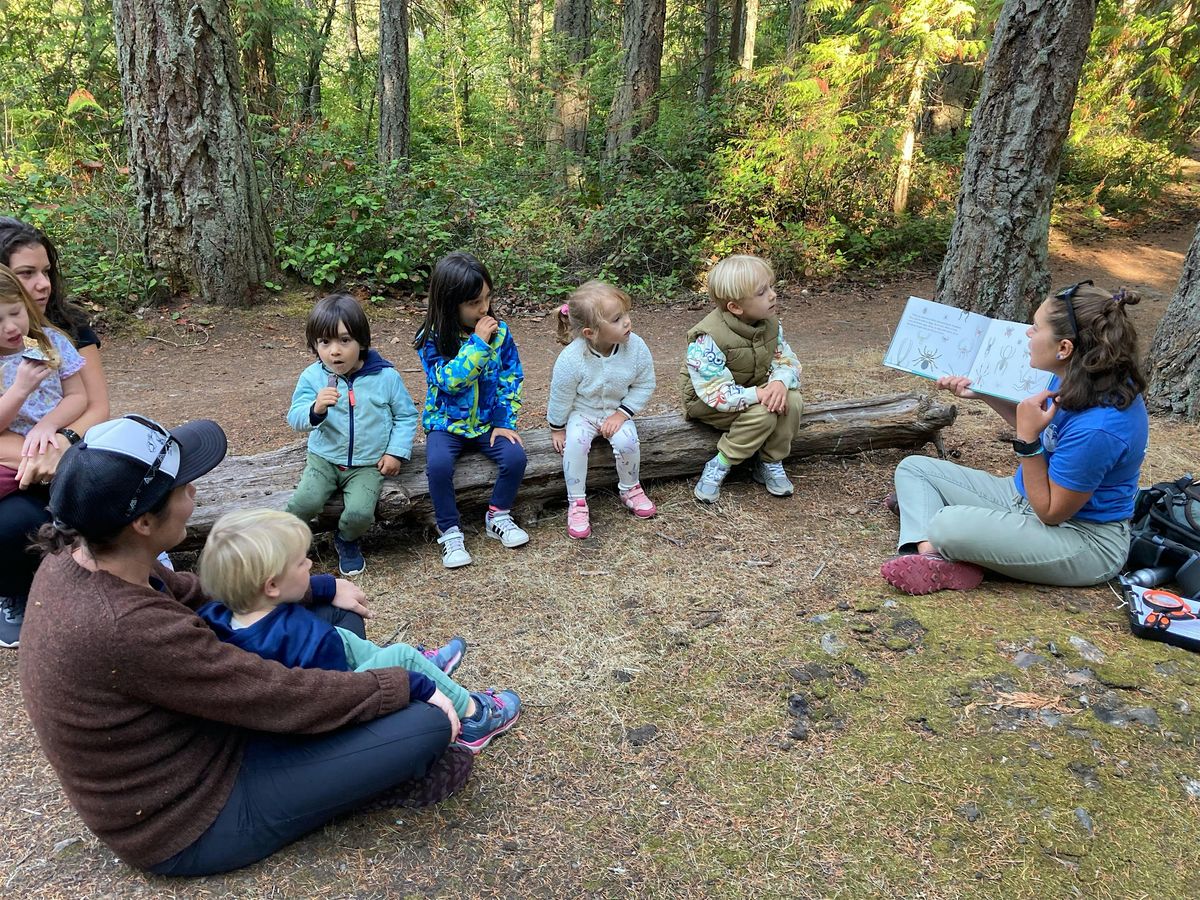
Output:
top-left (679, 255), bottom-right (803, 503)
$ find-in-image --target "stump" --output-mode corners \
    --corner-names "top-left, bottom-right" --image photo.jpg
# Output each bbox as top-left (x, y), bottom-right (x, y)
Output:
top-left (184, 391), bottom-right (955, 548)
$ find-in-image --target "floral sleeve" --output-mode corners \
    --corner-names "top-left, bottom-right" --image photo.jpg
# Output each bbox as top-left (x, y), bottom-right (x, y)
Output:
top-left (686, 334), bottom-right (759, 412)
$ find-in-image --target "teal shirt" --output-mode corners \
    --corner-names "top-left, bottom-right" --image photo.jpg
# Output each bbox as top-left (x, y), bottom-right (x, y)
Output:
top-left (416, 322), bottom-right (524, 437)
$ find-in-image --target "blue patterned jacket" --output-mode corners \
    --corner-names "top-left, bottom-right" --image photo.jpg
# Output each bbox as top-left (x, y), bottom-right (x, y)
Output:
top-left (416, 323), bottom-right (524, 437)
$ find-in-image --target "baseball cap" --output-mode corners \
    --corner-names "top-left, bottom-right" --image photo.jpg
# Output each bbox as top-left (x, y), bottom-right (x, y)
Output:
top-left (49, 415), bottom-right (227, 540)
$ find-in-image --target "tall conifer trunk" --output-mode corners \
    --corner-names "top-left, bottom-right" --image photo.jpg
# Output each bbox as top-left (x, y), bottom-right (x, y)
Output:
top-left (547, 0), bottom-right (592, 183)
top-left (1146, 221), bottom-right (1200, 421)
top-left (112, 0), bottom-right (273, 306)
top-left (936, 0), bottom-right (1097, 321)
top-left (379, 0), bottom-right (411, 163)
top-left (605, 0), bottom-right (666, 164)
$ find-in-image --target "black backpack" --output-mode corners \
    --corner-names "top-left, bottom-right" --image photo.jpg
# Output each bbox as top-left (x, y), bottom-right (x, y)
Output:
top-left (1121, 476), bottom-right (1200, 652)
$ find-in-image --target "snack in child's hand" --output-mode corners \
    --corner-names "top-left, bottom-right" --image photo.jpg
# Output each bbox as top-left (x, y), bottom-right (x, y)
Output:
top-left (328, 373), bottom-right (338, 388)
top-left (21, 336), bottom-right (61, 370)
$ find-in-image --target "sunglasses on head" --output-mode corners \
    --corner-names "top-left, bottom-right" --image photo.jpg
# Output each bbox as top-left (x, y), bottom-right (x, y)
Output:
top-left (1053, 279), bottom-right (1092, 341)
top-left (124, 422), bottom-right (177, 517)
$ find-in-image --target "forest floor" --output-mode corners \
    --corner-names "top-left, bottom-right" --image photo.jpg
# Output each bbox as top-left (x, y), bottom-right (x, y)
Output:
top-left (3, 200), bottom-right (1200, 897)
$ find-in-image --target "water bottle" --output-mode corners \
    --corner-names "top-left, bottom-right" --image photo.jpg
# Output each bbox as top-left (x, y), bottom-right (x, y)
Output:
top-left (1125, 565), bottom-right (1176, 588)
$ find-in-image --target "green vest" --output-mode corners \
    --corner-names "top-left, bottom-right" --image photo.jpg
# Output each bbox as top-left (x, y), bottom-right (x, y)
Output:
top-left (678, 309), bottom-right (781, 404)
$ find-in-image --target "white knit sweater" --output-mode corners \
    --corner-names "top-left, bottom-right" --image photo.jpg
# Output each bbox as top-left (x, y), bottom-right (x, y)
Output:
top-left (547, 335), bottom-right (656, 427)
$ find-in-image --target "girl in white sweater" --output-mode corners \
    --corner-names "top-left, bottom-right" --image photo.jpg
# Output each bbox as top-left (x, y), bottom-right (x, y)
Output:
top-left (549, 281), bottom-right (657, 539)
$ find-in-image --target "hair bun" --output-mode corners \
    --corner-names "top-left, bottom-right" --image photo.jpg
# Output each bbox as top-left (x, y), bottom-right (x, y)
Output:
top-left (1112, 288), bottom-right (1141, 310)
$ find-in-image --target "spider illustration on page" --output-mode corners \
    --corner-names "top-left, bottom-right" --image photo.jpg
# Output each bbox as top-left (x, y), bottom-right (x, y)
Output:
top-left (996, 344), bottom-right (1016, 373)
top-left (1014, 371), bottom-right (1039, 394)
top-left (914, 345), bottom-right (942, 371)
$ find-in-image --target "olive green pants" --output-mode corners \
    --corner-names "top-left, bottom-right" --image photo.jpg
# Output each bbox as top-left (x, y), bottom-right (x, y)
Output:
top-left (685, 390), bottom-right (804, 465)
top-left (893, 455), bottom-right (1131, 586)
top-left (287, 453), bottom-right (384, 541)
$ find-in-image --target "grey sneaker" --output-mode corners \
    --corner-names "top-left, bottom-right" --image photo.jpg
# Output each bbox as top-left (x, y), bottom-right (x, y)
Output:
top-left (437, 527), bottom-right (473, 568)
top-left (694, 455), bottom-right (731, 503)
top-left (753, 459), bottom-right (794, 497)
top-left (0, 596), bottom-right (26, 649)
top-left (485, 511), bottom-right (529, 548)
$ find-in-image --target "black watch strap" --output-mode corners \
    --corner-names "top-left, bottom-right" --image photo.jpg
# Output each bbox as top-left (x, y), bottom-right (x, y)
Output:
top-left (1010, 436), bottom-right (1042, 456)
top-left (57, 427), bottom-right (82, 445)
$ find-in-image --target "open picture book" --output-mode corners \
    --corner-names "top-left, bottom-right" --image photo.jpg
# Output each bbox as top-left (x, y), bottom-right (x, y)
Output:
top-left (883, 296), bottom-right (1054, 404)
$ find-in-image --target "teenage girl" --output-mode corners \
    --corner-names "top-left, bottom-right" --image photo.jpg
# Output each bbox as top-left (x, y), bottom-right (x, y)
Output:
top-left (413, 252), bottom-right (528, 568)
top-left (549, 280), bottom-right (657, 539)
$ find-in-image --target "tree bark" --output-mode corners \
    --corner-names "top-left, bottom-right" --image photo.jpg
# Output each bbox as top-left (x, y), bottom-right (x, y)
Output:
top-left (935, 0), bottom-right (1097, 321)
top-left (240, 8), bottom-right (280, 117)
top-left (921, 62), bottom-right (980, 136)
top-left (179, 393), bottom-right (956, 547)
top-left (892, 56), bottom-right (927, 216)
top-left (740, 0), bottom-right (758, 72)
top-left (605, 0), bottom-right (666, 164)
top-left (786, 0), bottom-right (807, 65)
top-left (729, 0), bottom-right (745, 66)
top-left (1146, 220), bottom-right (1200, 421)
top-left (547, 0), bottom-right (591, 180)
top-left (112, 0), bottom-right (274, 306)
top-left (378, 0), bottom-right (411, 164)
top-left (697, 0), bottom-right (720, 102)
top-left (299, 0), bottom-right (338, 119)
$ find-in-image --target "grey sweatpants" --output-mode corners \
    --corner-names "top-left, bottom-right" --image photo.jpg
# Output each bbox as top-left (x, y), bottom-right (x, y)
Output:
top-left (893, 455), bottom-right (1130, 586)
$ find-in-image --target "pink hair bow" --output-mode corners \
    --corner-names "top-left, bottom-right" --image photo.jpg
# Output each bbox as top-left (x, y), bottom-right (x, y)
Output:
top-left (559, 303), bottom-right (570, 315)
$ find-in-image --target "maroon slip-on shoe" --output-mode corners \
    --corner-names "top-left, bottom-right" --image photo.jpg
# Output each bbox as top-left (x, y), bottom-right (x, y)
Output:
top-left (883, 492), bottom-right (900, 516)
top-left (880, 553), bottom-right (983, 596)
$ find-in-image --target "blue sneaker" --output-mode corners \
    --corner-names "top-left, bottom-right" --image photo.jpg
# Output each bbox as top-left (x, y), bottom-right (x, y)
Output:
top-left (0, 596), bottom-right (25, 649)
top-left (420, 636), bottom-right (467, 677)
top-left (457, 688), bottom-right (521, 754)
top-left (334, 533), bottom-right (365, 576)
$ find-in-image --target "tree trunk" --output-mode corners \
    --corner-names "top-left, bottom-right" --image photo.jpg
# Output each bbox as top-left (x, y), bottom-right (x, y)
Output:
top-left (347, 0), bottom-right (365, 101)
top-left (112, 0), bottom-right (274, 306)
top-left (300, 0), bottom-right (338, 119)
top-left (547, 0), bottom-right (592, 180)
top-left (1146, 220), bottom-right (1200, 421)
top-left (740, 0), bottom-right (758, 72)
top-left (530, 0), bottom-right (545, 76)
top-left (921, 62), bottom-right (980, 136)
top-left (697, 0), bottom-right (720, 102)
top-left (729, 0), bottom-right (745, 66)
top-left (892, 56), bottom-right (927, 216)
top-left (935, 0), bottom-right (1097, 321)
top-left (605, 0), bottom-right (666, 164)
top-left (786, 0), bottom-right (807, 65)
top-left (240, 10), bottom-right (280, 117)
top-left (179, 393), bottom-right (956, 547)
top-left (378, 0), bottom-right (411, 164)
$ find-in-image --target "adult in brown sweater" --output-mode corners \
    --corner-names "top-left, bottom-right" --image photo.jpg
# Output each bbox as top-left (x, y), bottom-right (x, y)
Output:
top-left (19, 414), bottom-right (473, 876)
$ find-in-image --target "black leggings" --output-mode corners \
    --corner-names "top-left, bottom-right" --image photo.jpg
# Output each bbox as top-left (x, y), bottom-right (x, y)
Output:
top-left (0, 487), bottom-right (50, 597)
top-left (148, 701), bottom-right (452, 876)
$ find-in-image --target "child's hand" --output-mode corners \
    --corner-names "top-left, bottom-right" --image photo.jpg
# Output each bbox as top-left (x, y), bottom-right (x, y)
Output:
top-left (600, 411), bottom-right (628, 439)
top-left (935, 375), bottom-right (978, 399)
top-left (551, 428), bottom-right (566, 453)
top-left (474, 315), bottom-right (499, 343)
top-left (377, 453), bottom-right (403, 476)
top-left (490, 427), bottom-right (523, 447)
top-left (757, 380), bottom-right (788, 414)
top-left (13, 359), bottom-right (52, 396)
top-left (332, 579), bottom-right (372, 618)
top-left (313, 386), bottom-right (340, 414)
top-left (22, 420), bottom-right (61, 458)
top-left (427, 689), bottom-right (461, 741)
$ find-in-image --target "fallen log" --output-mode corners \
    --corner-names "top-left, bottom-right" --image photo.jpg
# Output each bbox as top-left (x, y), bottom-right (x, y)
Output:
top-left (184, 392), bottom-right (955, 547)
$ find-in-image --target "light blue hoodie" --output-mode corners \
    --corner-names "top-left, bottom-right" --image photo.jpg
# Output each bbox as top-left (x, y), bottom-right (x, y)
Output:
top-left (287, 349), bottom-right (418, 467)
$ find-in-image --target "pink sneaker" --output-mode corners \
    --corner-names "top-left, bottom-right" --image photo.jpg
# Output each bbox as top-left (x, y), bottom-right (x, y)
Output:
top-left (567, 499), bottom-right (591, 539)
top-left (619, 484), bottom-right (657, 518)
top-left (880, 553), bottom-right (984, 596)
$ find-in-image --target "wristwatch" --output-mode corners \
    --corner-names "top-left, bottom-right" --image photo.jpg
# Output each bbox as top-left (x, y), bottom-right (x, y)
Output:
top-left (1010, 436), bottom-right (1042, 456)
top-left (57, 427), bottom-right (82, 445)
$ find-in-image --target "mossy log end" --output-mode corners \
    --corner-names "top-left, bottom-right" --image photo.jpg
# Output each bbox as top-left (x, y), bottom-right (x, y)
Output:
top-left (184, 392), bottom-right (955, 547)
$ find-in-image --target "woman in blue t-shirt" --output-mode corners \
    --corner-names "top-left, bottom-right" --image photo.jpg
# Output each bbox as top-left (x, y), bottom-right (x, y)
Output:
top-left (882, 281), bottom-right (1149, 595)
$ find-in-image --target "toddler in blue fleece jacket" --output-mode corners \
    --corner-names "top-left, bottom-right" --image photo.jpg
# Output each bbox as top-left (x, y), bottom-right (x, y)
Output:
top-left (286, 293), bottom-right (417, 577)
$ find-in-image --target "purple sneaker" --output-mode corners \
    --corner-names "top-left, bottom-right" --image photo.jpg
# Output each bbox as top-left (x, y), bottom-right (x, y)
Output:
top-left (457, 688), bottom-right (521, 754)
top-left (419, 636), bottom-right (467, 677)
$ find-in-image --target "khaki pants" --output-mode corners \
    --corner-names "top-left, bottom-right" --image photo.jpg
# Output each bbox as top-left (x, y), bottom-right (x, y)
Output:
top-left (685, 390), bottom-right (803, 465)
top-left (893, 455), bottom-right (1131, 586)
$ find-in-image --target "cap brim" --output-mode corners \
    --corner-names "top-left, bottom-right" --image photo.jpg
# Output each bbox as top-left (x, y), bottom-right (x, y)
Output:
top-left (170, 419), bottom-right (228, 485)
